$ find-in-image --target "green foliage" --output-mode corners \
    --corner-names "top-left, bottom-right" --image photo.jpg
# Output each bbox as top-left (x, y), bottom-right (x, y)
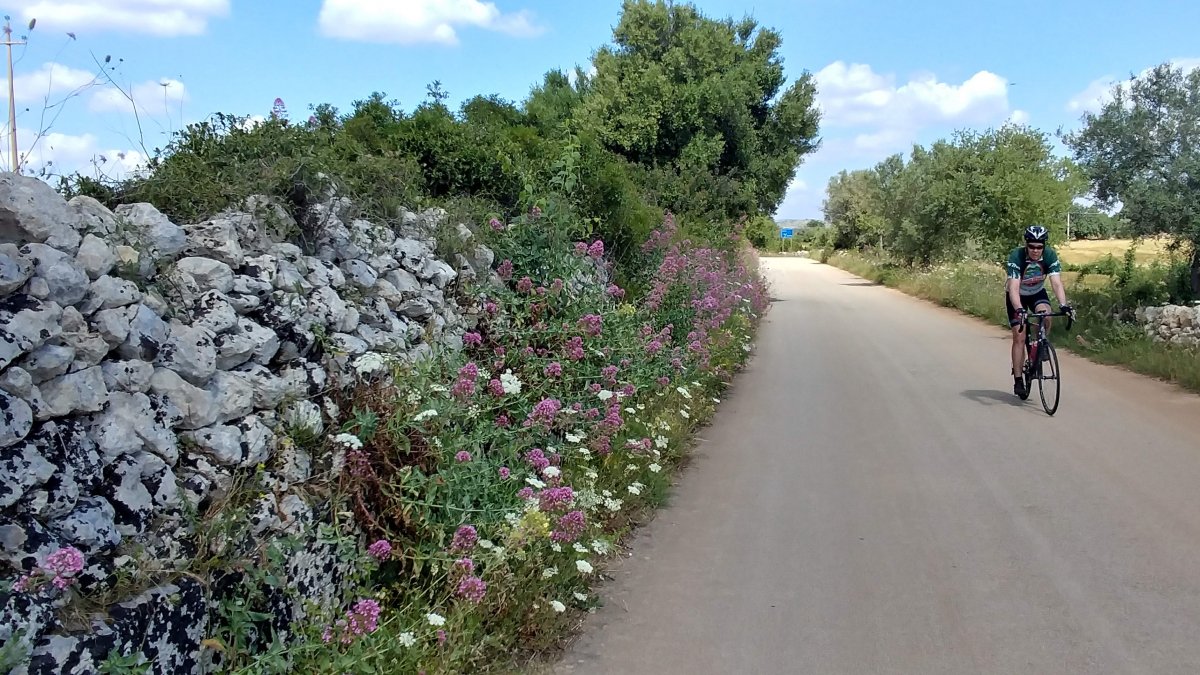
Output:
top-left (1064, 62), bottom-right (1200, 291)
top-left (823, 124), bottom-right (1075, 266)
top-left (580, 0), bottom-right (821, 223)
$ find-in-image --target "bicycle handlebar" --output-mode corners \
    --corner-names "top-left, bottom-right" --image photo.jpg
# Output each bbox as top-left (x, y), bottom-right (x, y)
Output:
top-left (1021, 309), bottom-right (1075, 331)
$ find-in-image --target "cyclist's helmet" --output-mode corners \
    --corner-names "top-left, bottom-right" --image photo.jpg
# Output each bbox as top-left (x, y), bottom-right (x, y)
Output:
top-left (1024, 225), bottom-right (1049, 244)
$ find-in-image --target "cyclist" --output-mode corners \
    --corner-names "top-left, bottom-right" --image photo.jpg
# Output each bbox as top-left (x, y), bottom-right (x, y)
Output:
top-left (1006, 225), bottom-right (1074, 397)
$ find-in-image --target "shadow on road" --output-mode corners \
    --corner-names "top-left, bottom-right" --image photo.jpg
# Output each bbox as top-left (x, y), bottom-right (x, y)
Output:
top-left (960, 389), bottom-right (1026, 408)
top-left (839, 281), bottom-right (879, 287)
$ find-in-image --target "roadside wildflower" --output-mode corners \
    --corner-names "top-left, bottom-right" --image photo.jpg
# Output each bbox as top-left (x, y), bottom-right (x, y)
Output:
top-left (367, 540), bottom-right (392, 560)
top-left (463, 331), bottom-right (483, 347)
top-left (500, 370), bottom-right (522, 394)
top-left (455, 450), bottom-right (472, 463)
top-left (333, 433), bottom-right (363, 450)
top-left (399, 632), bottom-right (417, 647)
top-left (575, 559), bottom-right (594, 575)
top-left (456, 575), bottom-right (487, 603)
top-left (550, 600), bottom-right (567, 613)
top-left (427, 613), bottom-right (446, 626)
top-left (450, 525), bottom-right (478, 553)
top-left (414, 409), bottom-right (438, 422)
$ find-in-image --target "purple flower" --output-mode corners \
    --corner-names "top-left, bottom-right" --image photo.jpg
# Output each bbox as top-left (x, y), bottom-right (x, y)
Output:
top-left (516, 277), bottom-right (534, 293)
top-left (454, 557), bottom-right (475, 575)
top-left (601, 365), bottom-right (618, 383)
top-left (587, 240), bottom-right (605, 259)
top-left (489, 217), bottom-right (504, 231)
top-left (367, 539), bottom-right (392, 561)
top-left (463, 332), bottom-right (483, 347)
top-left (525, 398), bottom-right (562, 428)
top-left (497, 259), bottom-right (514, 279)
top-left (456, 575), bottom-right (487, 603)
top-left (579, 314), bottom-right (603, 336)
top-left (538, 486), bottom-right (575, 512)
top-left (574, 242), bottom-right (588, 256)
top-left (551, 510), bottom-right (586, 543)
top-left (455, 450), bottom-right (472, 463)
top-left (498, 466), bottom-right (511, 480)
top-left (517, 486), bottom-right (535, 500)
top-left (606, 284), bottom-right (625, 299)
top-left (488, 379), bottom-right (505, 396)
top-left (525, 448), bottom-right (550, 472)
top-left (484, 301), bottom-right (499, 314)
top-left (450, 524), bottom-right (478, 553)
top-left (565, 336), bottom-right (585, 361)
top-left (544, 362), bottom-right (562, 377)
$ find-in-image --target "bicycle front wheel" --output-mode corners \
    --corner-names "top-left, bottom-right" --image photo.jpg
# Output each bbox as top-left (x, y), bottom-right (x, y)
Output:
top-left (1037, 340), bottom-right (1061, 415)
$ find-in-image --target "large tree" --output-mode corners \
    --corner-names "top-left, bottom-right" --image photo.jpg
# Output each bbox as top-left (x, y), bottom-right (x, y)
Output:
top-left (1064, 63), bottom-right (1200, 291)
top-left (580, 0), bottom-right (821, 222)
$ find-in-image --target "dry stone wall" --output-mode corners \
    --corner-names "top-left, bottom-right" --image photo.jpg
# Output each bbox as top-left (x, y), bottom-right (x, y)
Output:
top-left (0, 172), bottom-right (498, 673)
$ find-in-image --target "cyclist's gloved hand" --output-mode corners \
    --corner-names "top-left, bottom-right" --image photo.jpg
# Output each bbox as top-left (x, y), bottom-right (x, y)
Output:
top-left (1061, 303), bottom-right (1075, 319)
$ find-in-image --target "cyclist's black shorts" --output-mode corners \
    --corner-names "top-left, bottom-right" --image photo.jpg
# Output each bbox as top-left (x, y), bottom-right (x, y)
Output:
top-left (1006, 289), bottom-right (1051, 327)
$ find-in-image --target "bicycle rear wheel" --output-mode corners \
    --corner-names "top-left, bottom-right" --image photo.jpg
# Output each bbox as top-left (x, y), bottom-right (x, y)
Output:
top-left (1037, 340), bottom-right (1061, 415)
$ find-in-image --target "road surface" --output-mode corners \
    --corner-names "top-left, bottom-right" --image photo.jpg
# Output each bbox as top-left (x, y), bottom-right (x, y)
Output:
top-left (552, 256), bottom-right (1200, 675)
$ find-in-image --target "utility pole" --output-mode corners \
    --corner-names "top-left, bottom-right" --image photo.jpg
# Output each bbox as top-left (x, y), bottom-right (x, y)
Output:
top-left (2, 18), bottom-right (25, 173)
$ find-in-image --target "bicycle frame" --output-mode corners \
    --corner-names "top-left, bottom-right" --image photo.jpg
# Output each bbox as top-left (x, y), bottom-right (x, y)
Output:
top-left (1021, 309), bottom-right (1074, 376)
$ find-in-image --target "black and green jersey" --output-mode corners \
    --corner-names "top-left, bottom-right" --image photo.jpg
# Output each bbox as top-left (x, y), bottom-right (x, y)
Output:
top-left (1006, 246), bottom-right (1061, 296)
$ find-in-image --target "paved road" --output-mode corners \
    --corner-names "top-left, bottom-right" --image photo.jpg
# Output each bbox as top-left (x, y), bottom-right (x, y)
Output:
top-left (553, 256), bottom-right (1200, 675)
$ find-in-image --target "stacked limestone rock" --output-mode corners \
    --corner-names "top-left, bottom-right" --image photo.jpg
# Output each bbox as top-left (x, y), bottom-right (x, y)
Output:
top-left (1135, 304), bottom-right (1200, 348)
top-left (0, 173), bottom-right (496, 673)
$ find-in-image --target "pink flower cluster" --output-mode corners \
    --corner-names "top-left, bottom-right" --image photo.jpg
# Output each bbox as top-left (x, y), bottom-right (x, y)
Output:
top-left (450, 524), bottom-right (478, 553)
top-left (550, 510), bottom-right (586, 543)
top-left (323, 598), bottom-right (382, 644)
top-left (524, 398), bottom-right (562, 429)
top-left (451, 363), bottom-right (479, 398)
top-left (367, 539), bottom-right (392, 561)
top-left (14, 546), bottom-right (85, 593)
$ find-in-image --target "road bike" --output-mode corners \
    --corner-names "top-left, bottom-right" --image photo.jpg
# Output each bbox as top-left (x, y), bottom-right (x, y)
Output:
top-left (1018, 309), bottom-right (1074, 415)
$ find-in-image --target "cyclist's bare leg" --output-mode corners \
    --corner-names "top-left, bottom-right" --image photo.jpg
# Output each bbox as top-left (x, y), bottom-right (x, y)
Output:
top-left (1011, 324), bottom-right (1025, 377)
top-left (1034, 300), bottom-right (1052, 332)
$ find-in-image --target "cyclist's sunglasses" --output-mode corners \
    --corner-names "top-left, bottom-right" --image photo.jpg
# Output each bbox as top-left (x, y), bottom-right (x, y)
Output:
top-left (1026, 243), bottom-right (1044, 250)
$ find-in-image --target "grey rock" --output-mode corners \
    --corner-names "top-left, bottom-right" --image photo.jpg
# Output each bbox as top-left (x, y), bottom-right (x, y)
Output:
top-left (212, 330), bottom-right (255, 371)
top-left (0, 515), bottom-right (64, 572)
top-left (100, 360), bottom-right (154, 393)
top-left (0, 243), bottom-right (33, 294)
top-left (368, 253), bottom-right (399, 273)
top-left (372, 278), bottom-right (403, 308)
top-left (331, 332), bottom-right (369, 356)
top-left (232, 363), bottom-right (287, 409)
top-left (183, 217), bottom-right (246, 266)
top-left (35, 367), bottom-right (107, 420)
top-left (277, 438), bottom-right (311, 483)
top-left (191, 290), bottom-right (238, 334)
top-left (247, 493), bottom-right (280, 536)
top-left (19, 343), bottom-right (75, 383)
top-left (408, 342), bottom-right (434, 362)
top-left (355, 323), bottom-right (404, 351)
top-left (268, 242), bottom-right (304, 261)
top-left (277, 493), bottom-right (313, 534)
top-left (19, 243), bottom-right (90, 307)
top-left (63, 332), bottom-right (111, 372)
top-left (181, 425), bottom-right (243, 466)
top-left (0, 441), bottom-right (54, 507)
top-left (306, 257), bottom-right (346, 289)
top-left (207, 370), bottom-right (255, 423)
top-left (236, 415), bottom-right (275, 467)
top-left (174, 257), bottom-right (234, 294)
top-left (243, 316), bottom-right (281, 365)
top-left (340, 259), bottom-right (378, 289)
top-left (240, 254), bottom-right (278, 286)
top-left (75, 234), bottom-right (117, 280)
top-left (141, 287), bottom-right (171, 317)
top-left (118, 304), bottom-right (170, 361)
top-left (68, 195), bottom-right (120, 237)
top-left (91, 306), bottom-right (133, 349)
top-left (399, 297), bottom-right (434, 320)
top-left (274, 259), bottom-right (312, 293)
top-left (420, 258), bottom-right (457, 289)
top-left (156, 322), bottom-right (217, 385)
top-left (394, 237), bottom-right (432, 273)
top-left (279, 362), bottom-right (327, 400)
top-left (90, 391), bottom-right (179, 464)
top-left (281, 399), bottom-right (323, 436)
top-left (307, 285), bottom-right (349, 329)
top-left (60, 305), bottom-right (86, 333)
top-left (226, 292), bottom-right (261, 314)
top-left (0, 366), bottom-right (32, 398)
top-left (384, 267), bottom-right (421, 296)
top-left (53, 497), bottom-right (120, 554)
top-left (0, 172), bottom-right (83, 252)
top-left (99, 453), bottom-right (155, 536)
top-left (149, 368), bottom-right (217, 430)
top-left (81, 274), bottom-right (142, 313)
top-left (113, 202), bottom-right (187, 261)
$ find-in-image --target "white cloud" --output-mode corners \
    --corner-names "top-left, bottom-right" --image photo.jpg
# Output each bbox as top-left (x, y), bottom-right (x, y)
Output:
top-left (17, 129), bottom-right (147, 180)
top-left (814, 61), bottom-right (1009, 129)
top-left (13, 61), bottom-right (98, 103)
top-left (89, 78), bottom-right (187, 115)
top-left (318, 0), bottom-right (543, 45)
top-left (1007, 109), bottom-right (1030, 125)
top-left (1067, 56), bottom-right (1200, 113)
top-left (4, 0), bottom-right (229, 36)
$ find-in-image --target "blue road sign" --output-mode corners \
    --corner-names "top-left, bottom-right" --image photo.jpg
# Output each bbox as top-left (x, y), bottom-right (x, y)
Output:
top-left (780, 228), bottom-right (794, 238)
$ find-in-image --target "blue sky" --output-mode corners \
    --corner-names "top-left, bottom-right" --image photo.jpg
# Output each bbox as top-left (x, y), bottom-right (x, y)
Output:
top-left (0, 0), bottom-right (1197, 221)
